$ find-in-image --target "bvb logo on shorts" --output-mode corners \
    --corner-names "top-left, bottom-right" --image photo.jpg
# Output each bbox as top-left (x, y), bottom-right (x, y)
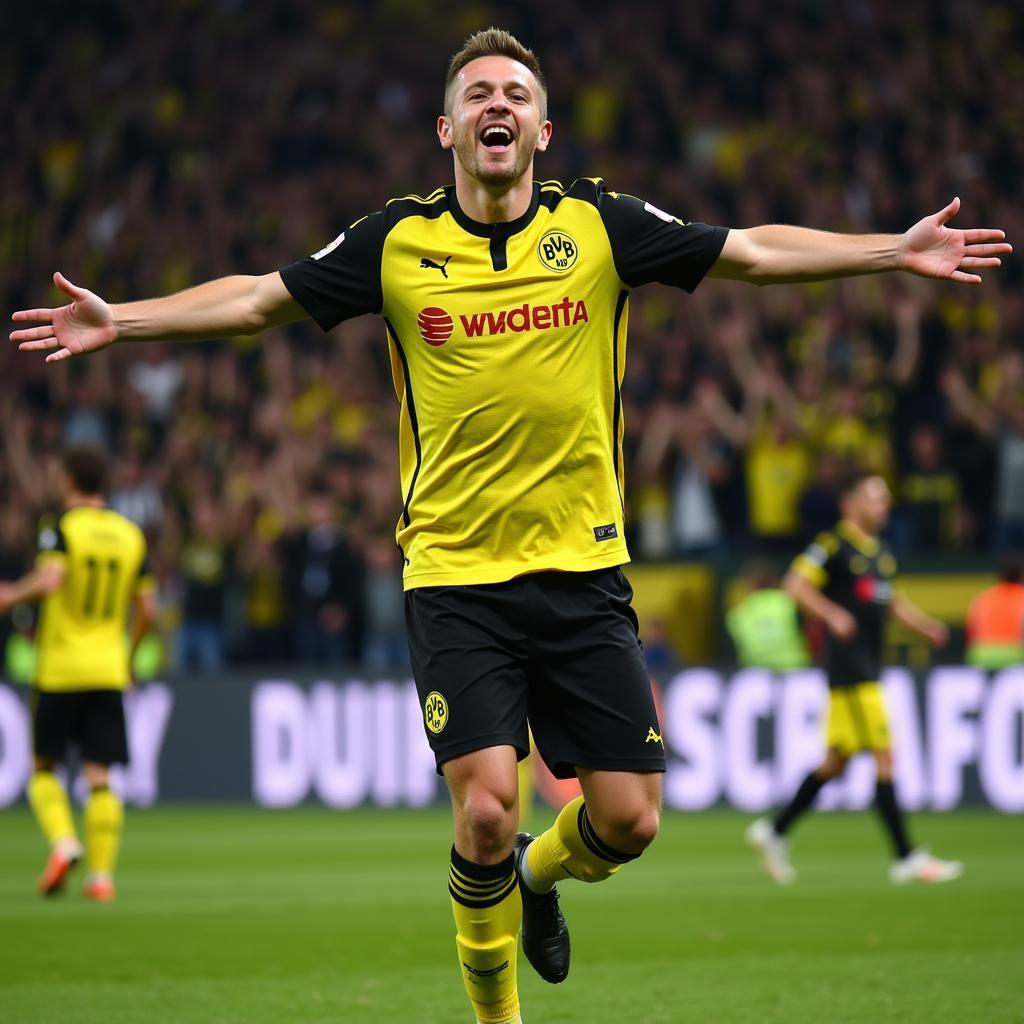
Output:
top-left (537, 230), bottom-right (579, 273)
top-left (424, 691), bottom-right (449, 734)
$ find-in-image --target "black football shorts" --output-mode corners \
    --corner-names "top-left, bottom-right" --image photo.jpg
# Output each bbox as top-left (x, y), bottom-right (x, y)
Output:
top-left (32, 689), bottom-right (130, 766)
top-left (405, 566), bottom-right (665, 779)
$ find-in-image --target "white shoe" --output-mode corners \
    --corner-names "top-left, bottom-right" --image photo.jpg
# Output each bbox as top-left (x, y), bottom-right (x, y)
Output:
top-left (745, 817), bottom-right (796, 885)
top-left (889, 849), bottom-right (964, 885)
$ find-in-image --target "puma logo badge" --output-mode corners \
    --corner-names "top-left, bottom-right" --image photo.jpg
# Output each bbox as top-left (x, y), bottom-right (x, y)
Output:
top-left (420, 256), bottom-right (452, 279)
top-left (463, 961), bottom-right (509, 978)
top-left (645, 727), bottom-right (663, 745)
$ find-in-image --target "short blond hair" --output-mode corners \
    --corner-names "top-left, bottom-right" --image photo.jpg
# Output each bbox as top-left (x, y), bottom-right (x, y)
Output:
top-left (444, 28), bottom-right (547, 118)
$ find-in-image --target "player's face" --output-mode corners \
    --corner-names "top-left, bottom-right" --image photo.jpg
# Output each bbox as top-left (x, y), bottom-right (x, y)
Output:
top-left (439, 56), bottom-right (552, 188)
top-left (853, 475), bottom-right (891, 532)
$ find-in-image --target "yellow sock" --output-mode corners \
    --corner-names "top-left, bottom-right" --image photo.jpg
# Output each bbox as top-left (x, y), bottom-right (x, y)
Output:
top-left (28, 771), bottom-right (76, 847)
top-left (85, 786), bottom-right (124, 877)
top-left (526, 795), bottom-right (638, 889)
top-left (449, 847), bottom-right (522, 1024)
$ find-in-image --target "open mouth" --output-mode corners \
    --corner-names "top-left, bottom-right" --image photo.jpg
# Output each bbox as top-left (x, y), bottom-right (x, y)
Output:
top-left (480, 125), bottom-right (514, 151)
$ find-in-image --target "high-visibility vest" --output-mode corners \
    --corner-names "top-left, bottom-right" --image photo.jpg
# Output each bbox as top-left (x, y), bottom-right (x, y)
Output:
top-left (726, 589), bottom-right (810, 672)
top-left (966, 582), bottom-right (1024, 669)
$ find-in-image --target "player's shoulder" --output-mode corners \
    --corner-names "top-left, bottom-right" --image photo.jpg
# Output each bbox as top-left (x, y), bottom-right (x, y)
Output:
top-left (808, 530), bottom-right (842, 557)
top-left (382, 185), bottom-right (451, 227)
top-left (36, 510), bottom-right (66, 553)
top-left (94, 506), bottom-right (148, 547)
top-left (536, 177), bottom-right (605, 211)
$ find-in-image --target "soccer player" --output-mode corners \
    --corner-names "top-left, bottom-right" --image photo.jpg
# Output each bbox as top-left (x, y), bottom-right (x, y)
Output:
top-left (746, 469), bottom-right (963, 885)
top-left (0, 446), bottom-right (156, 901)
top-left (9, 28), bottom-right (1008, 1023)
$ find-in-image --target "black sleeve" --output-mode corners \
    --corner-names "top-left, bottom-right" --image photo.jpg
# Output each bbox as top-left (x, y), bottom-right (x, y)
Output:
top-left (36, 515), bottom-right (67, 558)
top-left (278, 211), bottom-right (386, 331)
top-left (597, 185), bottom-right (729, 292)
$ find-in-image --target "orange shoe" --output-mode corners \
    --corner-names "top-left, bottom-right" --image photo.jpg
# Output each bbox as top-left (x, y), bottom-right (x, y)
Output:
top-left (84, 876), bottom-right (116, 902)
top-left (38, 839), bottom-right (83, 897)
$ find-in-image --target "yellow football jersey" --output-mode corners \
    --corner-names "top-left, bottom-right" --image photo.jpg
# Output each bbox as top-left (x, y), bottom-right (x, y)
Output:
top-left (281, 179), bottom-right (727, 588)
top-left (35, 505), bottom-right (154, 691)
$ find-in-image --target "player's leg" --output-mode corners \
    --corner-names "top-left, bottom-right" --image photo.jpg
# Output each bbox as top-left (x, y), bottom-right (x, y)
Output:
top-left (748, 705), bottom-right (849, 886)
top-left (852, 685), bottom-right (963, 884)
top-left (523, 768), bottom-right (660, 888)
top-left (747, 747), bottom-right (846, 884)
top-left (519, 568), bottom-right (664, 979)
top-left (80, 690), bottom-right (129, 901)
top-left (444, 746), bottom-right (524, 1024)
top-left (405, 582), bottom-right (532, 1024)
top-left (82, 761), bottom-right (123, 901)
top-left (28, 692), bottom-right (83, 895)
top-left (773, 745), bottom-right (847, 835)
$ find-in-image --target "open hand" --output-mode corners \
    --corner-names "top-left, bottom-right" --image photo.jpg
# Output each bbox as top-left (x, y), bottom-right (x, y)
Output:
top-left (900, 198), bottom-right (1012, 284)
top-left (10, 272), bottom-right (118, 362)
top-left (827, 607), bottom-right (858, 643)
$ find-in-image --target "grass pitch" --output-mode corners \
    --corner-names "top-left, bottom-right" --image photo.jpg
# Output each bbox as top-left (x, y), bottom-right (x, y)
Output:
top-left (0, 806), bottom-right (1020, 1023)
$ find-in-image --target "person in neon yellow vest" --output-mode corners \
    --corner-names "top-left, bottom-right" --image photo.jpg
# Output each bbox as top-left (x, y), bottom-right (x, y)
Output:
top-left (727, 560), bottom-right (811, 672)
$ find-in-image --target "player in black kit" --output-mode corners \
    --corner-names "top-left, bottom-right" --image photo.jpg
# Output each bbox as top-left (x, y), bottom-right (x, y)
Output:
top-left (746, 470), bottom-right (963, 885)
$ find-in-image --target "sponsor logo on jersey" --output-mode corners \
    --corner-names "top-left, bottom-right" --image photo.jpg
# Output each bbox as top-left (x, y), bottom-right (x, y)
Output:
top-left (537, 230), bottom-right (579, 272)
top-left (415, 298), bottom-right (589, 345)
top-left (417, 307), bottom-right (455, 346)
top-left (854, 575), bottom-right (892, 604)
top-left (593, 523), bottom-right (618, 542)
top-left (311, 232), bottom-right (345, 260)
top-left (424, 691), bottom-right (448, 734)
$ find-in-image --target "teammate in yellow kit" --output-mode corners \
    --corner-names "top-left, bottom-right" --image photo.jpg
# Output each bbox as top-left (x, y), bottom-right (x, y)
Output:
top-left (0, 446), bottom-right (155, 901)
top-left (10, 27), bottom-right (1010, 1023)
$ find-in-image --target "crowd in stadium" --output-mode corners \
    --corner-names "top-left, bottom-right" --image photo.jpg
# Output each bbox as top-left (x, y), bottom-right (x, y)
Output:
top-left (2, 1), bottom-right (1021, 668)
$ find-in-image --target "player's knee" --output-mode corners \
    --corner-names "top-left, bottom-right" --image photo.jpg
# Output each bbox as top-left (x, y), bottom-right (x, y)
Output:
top-left (82, 762), bottom-right (110, 789)
top-left (818, 751), bottom-right (847, 780)
top-left (591, 803), bottom-right (660, 857)
top-left (456, 786), bottom-right (517, 861)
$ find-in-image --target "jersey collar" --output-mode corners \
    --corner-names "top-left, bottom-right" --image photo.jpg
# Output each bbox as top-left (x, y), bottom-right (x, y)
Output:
top-left (446, 182), bottom-right (541, 239)
top-left (837, 518), bottom-right (879, 556)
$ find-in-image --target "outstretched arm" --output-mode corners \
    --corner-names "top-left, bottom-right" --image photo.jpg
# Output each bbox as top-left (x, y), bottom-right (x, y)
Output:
top-left (891, 592), bottom-right (949, 647)
top-left (784, 569), bottom-right (857, 643)
top-left (710, 198), bottom-right (1011, 286)
top-left (11, 270), bottom-right (305, 363)
top-left (0, 562), bottom-right (66, 615)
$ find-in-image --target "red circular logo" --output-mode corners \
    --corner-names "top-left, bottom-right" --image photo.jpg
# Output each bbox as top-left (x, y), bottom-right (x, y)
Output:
top-left (417, 307), bottom-right (454, 346)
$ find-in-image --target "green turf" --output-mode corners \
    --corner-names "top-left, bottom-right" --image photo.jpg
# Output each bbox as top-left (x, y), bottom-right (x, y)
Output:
top-left (0, 806), bottom-right (1021, 1023)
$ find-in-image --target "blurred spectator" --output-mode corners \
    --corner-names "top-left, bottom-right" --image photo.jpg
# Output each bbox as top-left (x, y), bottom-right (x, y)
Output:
top-left (283, 491), bottom-right (365, 666)
top-left (238, 528), bottom-right (290, 663)
top-left (965, 554), bottom-right (1024, 670)
top-left (798, 452), bottom-right (843, 539)
top-left (726, 559), bottom-right (810, 671)
top-left (641, 617), bottom-right (683, 679)
top-left (108, 452), bottom-right (163, 534)
top-left (943, 352), bottom-right (1024, 548)
top-left (126, 343), bottom-right (183, 423)
top-left (362, 532), bottom-right (408, 674)
top-left (894, 424), bottom-right (962, 552)
top-left (176, 501), bottom-right (230, 672)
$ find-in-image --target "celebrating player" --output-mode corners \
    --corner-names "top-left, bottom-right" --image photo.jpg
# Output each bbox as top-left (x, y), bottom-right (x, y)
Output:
top-left (0, 446), bottom-right (156, 901)
top-left (10, 27), bottom-right (1008, 1024)
top-left (747, 470), bottom-right (963, 885)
